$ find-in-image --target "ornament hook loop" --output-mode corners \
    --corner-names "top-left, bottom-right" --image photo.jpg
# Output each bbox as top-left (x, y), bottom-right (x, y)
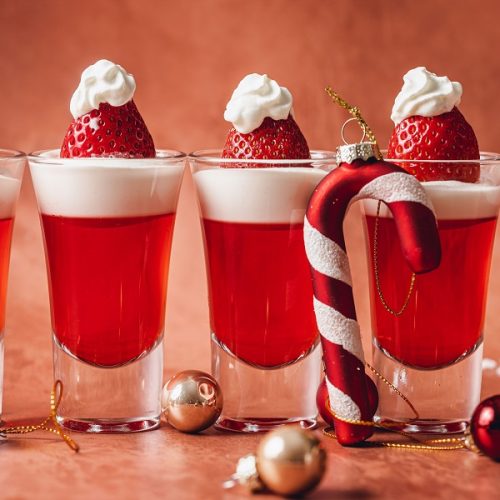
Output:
top-left (341, 117), bottom-right (366, 145)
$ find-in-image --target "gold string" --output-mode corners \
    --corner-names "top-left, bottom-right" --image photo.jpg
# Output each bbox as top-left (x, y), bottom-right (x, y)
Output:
top-left (324, 86), bottom-right (381, 158)
top-left (373, 200), bottom-right (416, 316)
top-left (323, 400), bottom-right (468, 451)
top-left (323, 426), bottom-right (466, 451)
top-left (1, 380), bottom-right (79, 452)
top-left (365, 362), bottom-right (419, 420)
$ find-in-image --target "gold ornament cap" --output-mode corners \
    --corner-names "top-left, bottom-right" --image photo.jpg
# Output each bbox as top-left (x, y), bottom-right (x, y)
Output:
top-left (336, 142), bottom-right (381, 165)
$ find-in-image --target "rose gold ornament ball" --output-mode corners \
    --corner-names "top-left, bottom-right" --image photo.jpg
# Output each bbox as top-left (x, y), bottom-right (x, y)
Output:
top-left (161, 370), bottom-right (223, 433)
top-left (256, 426), bottom-right (327, 496)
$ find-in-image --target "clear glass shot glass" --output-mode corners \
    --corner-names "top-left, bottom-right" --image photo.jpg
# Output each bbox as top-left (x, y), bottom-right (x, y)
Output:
top-left (189, 150), bottom-right (336, 432)
top-left (0, 150), bottom-right (24, 424)
top-left (29, 149), bottom-right (185, 433)
top-left (362, 153), bottom-right (500, 433)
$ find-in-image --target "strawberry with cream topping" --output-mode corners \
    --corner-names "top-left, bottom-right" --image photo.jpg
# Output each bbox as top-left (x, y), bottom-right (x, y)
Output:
top-left (388, 67), bottom-right (479, 182)
top-left (61, 59), bottom-right (155, 158)
top-left (222, 73), bottom-right (310, 161)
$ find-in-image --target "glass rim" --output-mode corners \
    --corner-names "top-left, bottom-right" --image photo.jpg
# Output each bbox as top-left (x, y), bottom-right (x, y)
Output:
top-left (0, 148), bottom-right (25, 159)
top-left (28, 148), bottom-right (186, 165)
top-left (383, 150), bottom-right (500, 164)
top-left (188, 149), bottom-right (336, 165)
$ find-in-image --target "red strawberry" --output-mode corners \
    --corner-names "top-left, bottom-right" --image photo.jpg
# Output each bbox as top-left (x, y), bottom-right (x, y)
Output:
top-left (61, 100), bottom-right (155, 158)
top-left (387, 107), bottom-right (479, 182)
top-left (222, 116), bottom-right (310, 162)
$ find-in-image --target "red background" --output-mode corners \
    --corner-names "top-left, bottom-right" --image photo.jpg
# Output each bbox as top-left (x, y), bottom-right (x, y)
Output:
top-left (0, 0), bottom-right (499, 411)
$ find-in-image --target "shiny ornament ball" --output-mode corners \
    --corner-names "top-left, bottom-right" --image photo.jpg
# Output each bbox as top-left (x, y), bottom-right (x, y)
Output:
top-left (470, 394), bottom-right (500, 461)
top-left (161, 370), bottom-right (223, 433)
top-left (316, 376), bottom-right (379, 426)
top-left (256, 427), bottom-right (326, 496)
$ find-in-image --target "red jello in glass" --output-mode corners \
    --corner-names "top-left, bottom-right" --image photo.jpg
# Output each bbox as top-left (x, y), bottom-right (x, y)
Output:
top-left (42, 213), bottom-right (175, 367)
top-left (364, 181), bottom-right (499, 370)
top-left (202, 219), bottom-right (317, 368)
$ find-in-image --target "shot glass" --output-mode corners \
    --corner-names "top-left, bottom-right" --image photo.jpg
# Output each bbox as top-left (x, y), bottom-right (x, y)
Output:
top-left (363, 154), bottom-right (500, 433)
top-left (190, 150), bottom-right (335, 432)
top-left (29, 149), bottom-right (185, 432)
top-left (0, 150), bottom-right (24, 423)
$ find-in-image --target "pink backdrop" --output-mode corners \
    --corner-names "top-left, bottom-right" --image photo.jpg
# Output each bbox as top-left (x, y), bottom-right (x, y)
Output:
top-left (0, 0), bottom-right (499, 414)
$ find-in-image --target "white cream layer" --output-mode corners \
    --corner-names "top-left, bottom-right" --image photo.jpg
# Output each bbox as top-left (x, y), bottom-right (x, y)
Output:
top-left (30, 159), bottom-right (184, 218)
top-left (193, 167), bottom-right (327, 223)
top-left (0, 174), bottom-right (22, 219)
top-left (364, 180), bottom-right (500, 220)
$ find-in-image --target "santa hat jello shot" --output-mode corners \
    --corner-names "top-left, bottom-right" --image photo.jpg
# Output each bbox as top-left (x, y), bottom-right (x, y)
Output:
top-left (368, 68), bottom-right (500, 434)
top-left (29, 60), bottom-right (184, 433)
top-left (388, 66), bottom-right (479, 181)
top-left (190, 73), bottom-right (334, 432)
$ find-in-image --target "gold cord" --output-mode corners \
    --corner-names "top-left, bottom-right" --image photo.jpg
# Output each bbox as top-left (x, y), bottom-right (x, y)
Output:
top-left (1, 380), bottom-right (79, 452)
top-left (373, 200), bottom-right (416, 316)
top-left (365, 362), bottom-right (419, 420)
top-left (323, 426), bottom-right (467, 451)
top-left (325, 86), bottom-right (382, 159)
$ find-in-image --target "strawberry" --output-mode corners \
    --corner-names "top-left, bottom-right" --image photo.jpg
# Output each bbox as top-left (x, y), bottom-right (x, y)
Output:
top-left (387, 107), bottom-right (479, 182)
top-left (222, 116), bottom-right (310, 162)
top-left (61, 100), bottom-right (155, 158)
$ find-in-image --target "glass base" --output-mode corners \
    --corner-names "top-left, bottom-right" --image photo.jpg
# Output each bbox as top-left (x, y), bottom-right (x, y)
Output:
top-left (374, 418), bottom-right (467, 434)
top-left (211, 333), bottom-right (320, 433)
top-left (373, 338), bottom-right (483, 434)
top-left (216, 416), bottom-right (316, 433)
top-left (56, 416), bottom-right (160, 433)
top-left (53, 335), bottom-right (163, 433)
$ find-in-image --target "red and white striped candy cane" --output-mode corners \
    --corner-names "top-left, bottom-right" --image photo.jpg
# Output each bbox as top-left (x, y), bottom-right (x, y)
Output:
top-left (305, 152), bottom-right (441, 445)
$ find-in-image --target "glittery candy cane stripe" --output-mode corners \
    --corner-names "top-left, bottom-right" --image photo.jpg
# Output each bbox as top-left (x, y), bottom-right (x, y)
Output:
top-left (304, 216), bottom-right (352, 286)
top-left (325, 377), bottom-right (361, 421)
top-left (351, 172), bottom-right (434, 212)
top-left (313, 297), bottom-right (364, 363)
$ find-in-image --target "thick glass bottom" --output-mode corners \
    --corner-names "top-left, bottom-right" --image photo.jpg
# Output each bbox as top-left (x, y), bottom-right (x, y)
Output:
top-left (57, 416), bottom-right (160, 433)
top-left (373, 338), bottom-right (483, 434)
top-left (53, 335), bottom-right (163, 433)
top-left (374, 417), bottom-right (467, 434)
top-left (216, 416), bottom-right (316, 433)
top-left (211, 333), bottom-right (320, 433)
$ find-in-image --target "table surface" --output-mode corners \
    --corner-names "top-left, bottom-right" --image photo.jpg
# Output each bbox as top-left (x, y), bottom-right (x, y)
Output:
top-left (1, 172), bottom-right (499, 500)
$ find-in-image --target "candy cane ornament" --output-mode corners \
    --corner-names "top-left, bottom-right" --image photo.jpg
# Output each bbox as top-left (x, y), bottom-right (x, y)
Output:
top-left (305, 142), bottom-right (441, 445)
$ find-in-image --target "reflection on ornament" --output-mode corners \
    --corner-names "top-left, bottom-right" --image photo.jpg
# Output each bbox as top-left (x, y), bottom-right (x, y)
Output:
top-left (161, 370), bottom-right (223, 433)
top-left (470, 394), bottom-right (500, 461)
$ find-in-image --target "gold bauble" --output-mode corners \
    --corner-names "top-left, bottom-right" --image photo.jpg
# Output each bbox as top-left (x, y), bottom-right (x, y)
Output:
top-left (256, 427), bottom-right (326, 496)
top-left (161, 370), bottom-right (223, 433)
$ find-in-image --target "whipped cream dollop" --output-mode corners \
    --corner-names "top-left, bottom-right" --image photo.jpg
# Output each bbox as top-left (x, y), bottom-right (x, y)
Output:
top-left (70, 59), bottom-right (136, 119)
top-left (224, 73), bottom-right (293, 134)
top-left (391, 67), bottom-right (462, 125)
